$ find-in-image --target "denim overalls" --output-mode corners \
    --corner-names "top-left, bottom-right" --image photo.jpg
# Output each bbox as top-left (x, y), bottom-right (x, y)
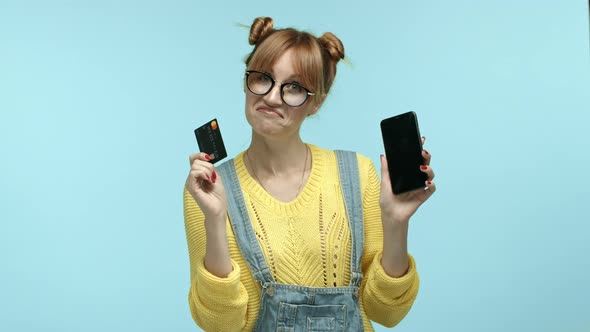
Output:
top-left (216, 150), bottom-right (365, 332)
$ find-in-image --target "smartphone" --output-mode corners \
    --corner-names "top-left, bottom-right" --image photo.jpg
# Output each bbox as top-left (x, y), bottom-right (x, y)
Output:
top-left (194, 118), bottom-right (227, 164)
top-left (380, 111), bottom-right (427, 194)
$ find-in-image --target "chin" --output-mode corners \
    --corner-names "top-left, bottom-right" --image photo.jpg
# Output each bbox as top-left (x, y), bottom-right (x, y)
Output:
top-left (254, 122), bottom-right (286, 137)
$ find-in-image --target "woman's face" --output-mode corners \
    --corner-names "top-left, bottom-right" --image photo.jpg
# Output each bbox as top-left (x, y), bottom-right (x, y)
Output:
top-left (244, 49), bottom-right (320, 140)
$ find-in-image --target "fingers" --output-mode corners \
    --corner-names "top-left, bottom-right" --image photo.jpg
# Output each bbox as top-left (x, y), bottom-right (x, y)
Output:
top-left (189, 153), bottom-right (216, 172)
top-left (424, 179), bottom-right (436, 195)
top-left (185, 170), bottom-right (209, 192)
top-left (189, 152), bottom-right (215, 166)
top-left (422, 148), bottom-right (431, 166)
top-left (188, 168), bottom-right (216, 185)
top-left (420, 164), bottom-right (435, 181)
top-left (419, 138), bottom-right (436, 192)
top-left (420, 137), bottom-right (433, 176)
top-left (187, 152), bottom-right (218, 187)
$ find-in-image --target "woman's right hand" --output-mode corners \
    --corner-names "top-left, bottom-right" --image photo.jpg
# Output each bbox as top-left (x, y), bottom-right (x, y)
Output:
top-left (185, 153), bottom-right (228, 222)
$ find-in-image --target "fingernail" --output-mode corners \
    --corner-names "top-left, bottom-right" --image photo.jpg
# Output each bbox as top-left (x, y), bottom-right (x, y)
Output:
top-left (204, 154), bottom-right (212, 161)
top-left (421, 165), bottom-right (428, 170)
top-left (427, 181), bottom-right (432, 185)
top-left (211, 171), bottom-right (217, 183)
top-left (424, 150), bottom-right (429, 155)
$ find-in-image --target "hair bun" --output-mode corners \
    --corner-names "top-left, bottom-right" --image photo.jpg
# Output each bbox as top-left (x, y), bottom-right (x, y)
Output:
top-left (249, 17), bottom-right (274, 45)
top-left (319, 32), bottom-right (345, 62)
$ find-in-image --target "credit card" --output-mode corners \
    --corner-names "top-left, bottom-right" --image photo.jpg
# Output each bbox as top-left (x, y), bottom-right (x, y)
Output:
top-left (194, 118), bottom-right (227, 164)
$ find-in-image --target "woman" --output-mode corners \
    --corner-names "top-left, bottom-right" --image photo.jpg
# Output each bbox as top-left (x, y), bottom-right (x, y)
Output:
top-left (183, 17), bottom-right (436, 331)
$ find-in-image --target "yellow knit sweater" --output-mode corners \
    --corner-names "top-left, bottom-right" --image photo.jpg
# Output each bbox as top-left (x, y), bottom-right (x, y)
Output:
top-left (183, 144), bottom-right (419, 331)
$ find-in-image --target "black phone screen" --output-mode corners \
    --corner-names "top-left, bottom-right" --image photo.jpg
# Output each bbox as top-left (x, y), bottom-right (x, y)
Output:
top-left (380, 112), bottom-right (427, 194)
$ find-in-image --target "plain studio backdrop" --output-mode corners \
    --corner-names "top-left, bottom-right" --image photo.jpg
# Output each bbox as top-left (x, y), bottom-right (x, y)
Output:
top-left (1, 1), bottom-right (589, 331)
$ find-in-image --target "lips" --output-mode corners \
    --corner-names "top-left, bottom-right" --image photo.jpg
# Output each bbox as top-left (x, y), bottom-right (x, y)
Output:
top-left (256, 106), bottom-right (284, 118)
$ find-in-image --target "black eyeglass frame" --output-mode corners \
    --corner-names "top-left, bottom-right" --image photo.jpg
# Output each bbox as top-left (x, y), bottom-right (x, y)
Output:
top-left (244, 70), bottom-right (316, 107)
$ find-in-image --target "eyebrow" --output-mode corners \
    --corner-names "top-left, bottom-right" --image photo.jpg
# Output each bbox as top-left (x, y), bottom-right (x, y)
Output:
top-left (266, 70), bottom-right (302, 83)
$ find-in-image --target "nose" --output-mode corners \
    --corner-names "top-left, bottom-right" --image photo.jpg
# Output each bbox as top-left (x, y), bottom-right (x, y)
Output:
top-left (262, 83), bottom-right (283, 106)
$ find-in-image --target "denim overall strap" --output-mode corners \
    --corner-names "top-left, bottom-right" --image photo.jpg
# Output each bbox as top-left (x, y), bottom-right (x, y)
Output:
top-left (334, 150), bottom-right (365, 288)
top-left (215, 159), bottom-right (275, 285)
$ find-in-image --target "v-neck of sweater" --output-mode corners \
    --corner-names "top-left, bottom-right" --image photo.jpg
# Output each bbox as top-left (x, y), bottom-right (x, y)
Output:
top-left (234, 143), bottom-right (324, 217)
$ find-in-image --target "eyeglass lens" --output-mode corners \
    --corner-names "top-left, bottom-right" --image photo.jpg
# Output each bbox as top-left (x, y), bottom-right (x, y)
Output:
top-left (246, 71), bottom-right (309, 107)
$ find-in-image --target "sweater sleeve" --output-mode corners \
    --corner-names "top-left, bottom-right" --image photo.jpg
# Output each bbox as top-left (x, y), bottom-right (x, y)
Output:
top-left (183, 188), bottom-right (249, 332)
top-left (357, 156), bottom-right (420, 328)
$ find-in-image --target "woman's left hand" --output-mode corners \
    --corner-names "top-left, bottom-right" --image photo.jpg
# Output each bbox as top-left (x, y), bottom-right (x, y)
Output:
top-left (379, 137), bottom-right (436, 225)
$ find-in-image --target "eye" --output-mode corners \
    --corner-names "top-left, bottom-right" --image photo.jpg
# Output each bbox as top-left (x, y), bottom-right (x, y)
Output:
top-left (284, 83), bottom-right (303, 94)
top-left (248, 72), bottom-right (271, 83)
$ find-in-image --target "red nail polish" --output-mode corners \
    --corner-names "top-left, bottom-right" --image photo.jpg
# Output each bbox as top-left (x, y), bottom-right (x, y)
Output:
top-left (427, 181), bottom-right (432, 185)
top-left (204, 154), bottom-right (212, 161)
top-left (424, 150), bottom-right (429, 155)
top-left (421, 165), bottom-right (428, 170)
top-left (211, 171), bottom-right (217, 183)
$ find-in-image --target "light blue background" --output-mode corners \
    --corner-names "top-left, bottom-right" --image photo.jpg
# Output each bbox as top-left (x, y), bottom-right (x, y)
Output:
top-left (1, 0), bottom-right (589, 331)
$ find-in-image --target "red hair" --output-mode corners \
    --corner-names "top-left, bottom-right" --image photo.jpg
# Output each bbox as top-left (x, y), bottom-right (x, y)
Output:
top-left (245, 17), bottom-right (345, 104)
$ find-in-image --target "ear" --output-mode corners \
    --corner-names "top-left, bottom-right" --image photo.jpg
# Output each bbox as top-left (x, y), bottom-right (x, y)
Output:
top-left (308, 96), bottom-right (325, 116)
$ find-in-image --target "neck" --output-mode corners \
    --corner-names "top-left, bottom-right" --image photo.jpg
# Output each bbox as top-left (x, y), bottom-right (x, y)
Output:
top-left (247, 131), bottom-right (308, 177)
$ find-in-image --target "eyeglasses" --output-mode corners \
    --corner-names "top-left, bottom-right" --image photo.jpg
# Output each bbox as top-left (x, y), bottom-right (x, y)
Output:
top-left (245, 70), bottom-right (315, 107)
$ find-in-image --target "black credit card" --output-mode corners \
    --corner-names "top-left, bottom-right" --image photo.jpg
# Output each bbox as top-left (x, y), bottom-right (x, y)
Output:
top-left (194, 118), bottom-right (227, 164)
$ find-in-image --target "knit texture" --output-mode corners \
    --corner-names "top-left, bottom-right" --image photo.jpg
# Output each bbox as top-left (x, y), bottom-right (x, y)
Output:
top-left (183, 144), bottom-right (419, 331)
